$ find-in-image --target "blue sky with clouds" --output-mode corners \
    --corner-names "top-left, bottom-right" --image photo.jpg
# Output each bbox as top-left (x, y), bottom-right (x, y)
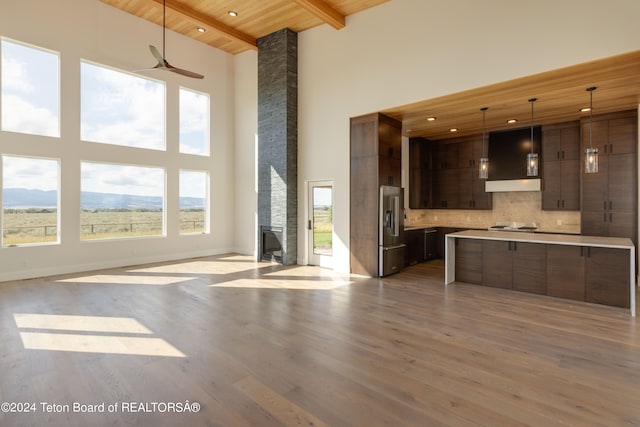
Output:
top-left (2, 39), bottom-right (210, 202)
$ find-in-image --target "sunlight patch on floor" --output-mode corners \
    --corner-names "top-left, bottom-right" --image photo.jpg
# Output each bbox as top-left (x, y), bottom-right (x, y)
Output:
top-left (13, 313), bottom-right (152, 334)
top-left (14, 313), bottom-right (185, 358)
top-left (56, 274), bottom-right (195, 286)
top-left (129, 260), bottom-right (258, 275)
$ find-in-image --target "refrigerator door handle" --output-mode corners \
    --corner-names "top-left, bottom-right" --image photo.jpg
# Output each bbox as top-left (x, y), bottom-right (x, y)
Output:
top-left (382, 244), bottom-right (406, 251)
top-left (392, 195), bottom-right (400, 237)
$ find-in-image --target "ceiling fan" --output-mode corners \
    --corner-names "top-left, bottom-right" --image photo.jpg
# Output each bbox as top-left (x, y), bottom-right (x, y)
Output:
top-left (136, 0), bottom-right (204, 79)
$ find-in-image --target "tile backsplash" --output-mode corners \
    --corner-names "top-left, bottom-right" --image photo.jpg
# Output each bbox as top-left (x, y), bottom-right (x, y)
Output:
top-left (406, 191), bottom-right (580, 233)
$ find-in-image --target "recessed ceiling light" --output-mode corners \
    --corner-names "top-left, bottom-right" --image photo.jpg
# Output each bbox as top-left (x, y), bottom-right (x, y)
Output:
top-left (197, 27), bottom-right (206, 33)
top-left (507, 119), bottom-right (517, 124)
top-left (228, 11), bottom-right (238, 17)
top-left (580, 107), bottom-right (591, 112)
top-left (427, 117), bottom-right (436, 121)
top-left (449, 128), bottom-right (458, 132)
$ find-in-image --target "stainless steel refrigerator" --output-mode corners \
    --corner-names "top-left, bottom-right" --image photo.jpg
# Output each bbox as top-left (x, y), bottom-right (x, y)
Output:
top-left (379, 185), bottom-right (405, 277)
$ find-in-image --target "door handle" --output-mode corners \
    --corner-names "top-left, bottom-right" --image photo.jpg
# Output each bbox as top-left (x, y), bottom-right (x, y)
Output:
top-left (308, 220), bottom-right (312, 230)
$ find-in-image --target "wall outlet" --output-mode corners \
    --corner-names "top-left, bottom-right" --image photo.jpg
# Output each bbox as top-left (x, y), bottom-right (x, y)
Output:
top-left (556, 219), bottom-right (562, 225)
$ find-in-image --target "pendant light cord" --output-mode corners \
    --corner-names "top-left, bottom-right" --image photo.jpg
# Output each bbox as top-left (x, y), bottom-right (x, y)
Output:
top-left (529, 98), bottom-right (537, 154)
top-left (163, 0), bottom-right (166, 59)
top-left (589, 88), bottom-right (593, 149)
top-left (481, 107), bottom-right (487, 156)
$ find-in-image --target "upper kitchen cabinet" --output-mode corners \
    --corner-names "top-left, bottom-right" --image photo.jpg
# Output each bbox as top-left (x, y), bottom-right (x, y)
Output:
top-left (581, 110), bottom-right (638, 247)
top-left (430, 134), bottom-right (491, 210)
top-left (350, 112), bottom-right (402, 276)
top-left (542, 121), bottom-right (580, 210)
top-left (409, 138), bottom-right (431, 209)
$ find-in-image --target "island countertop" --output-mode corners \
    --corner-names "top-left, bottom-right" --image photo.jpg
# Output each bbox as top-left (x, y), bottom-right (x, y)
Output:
top-left (448, 229), bottom-right (633, 249)
top-left (444, 230), bottom-right (636, 316)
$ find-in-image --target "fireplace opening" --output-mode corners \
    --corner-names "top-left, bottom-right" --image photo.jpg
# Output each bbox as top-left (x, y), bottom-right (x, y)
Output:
top-left (260, 226), bottom-right (283, 263)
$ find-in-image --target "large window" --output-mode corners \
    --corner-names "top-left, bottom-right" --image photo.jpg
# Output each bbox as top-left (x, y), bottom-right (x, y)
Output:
top-left (1, 38), bottom-right (60, 137)
top-left (179, 87), bottom-right (209, 155)
top-left (80, 61), bottom-right (165, 150)
top-left (2, 155), bottom-right (60, 246)
top-left (80, 162), bottom-right (165, 240)
top-left (179, 170), bottom-right (209, 234)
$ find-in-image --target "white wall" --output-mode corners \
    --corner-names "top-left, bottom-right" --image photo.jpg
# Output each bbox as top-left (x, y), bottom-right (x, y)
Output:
top-left (233, 51), bottom-right (258, 256)
top-left (0, 0), bottom-right (236, 281)
top-left (294, 0), bottom-right (640, 273)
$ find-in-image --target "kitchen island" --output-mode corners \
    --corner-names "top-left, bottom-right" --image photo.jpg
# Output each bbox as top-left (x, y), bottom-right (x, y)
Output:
top-left (445, 230), bottom-right (636, 316)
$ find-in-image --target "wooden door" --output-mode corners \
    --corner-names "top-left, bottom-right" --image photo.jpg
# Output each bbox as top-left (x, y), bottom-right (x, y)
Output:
top-left (482, 240), bottom-right (512, 289)
top-left (585, 247), bottom-right (630, 308)
top-left (546, 245), bottom-right (585, 301)
top-left (512, 242), bottom-right (546, 294)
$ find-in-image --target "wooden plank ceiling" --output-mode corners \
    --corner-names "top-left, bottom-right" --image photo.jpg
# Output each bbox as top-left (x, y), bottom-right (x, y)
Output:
top-left (383, 51), bottom-right (640, 141)
top-left (99, 0), bottom-right (389, 55)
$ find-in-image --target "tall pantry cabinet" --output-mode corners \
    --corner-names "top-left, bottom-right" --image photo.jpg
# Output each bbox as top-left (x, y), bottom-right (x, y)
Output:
top-left (581, 110), bottom-right (638, 247)
top-left (350, 113), bottom-right (402, 277)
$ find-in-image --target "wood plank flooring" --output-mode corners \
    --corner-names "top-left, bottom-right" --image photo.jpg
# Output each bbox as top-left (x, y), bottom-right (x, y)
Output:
top-left (0, 254), bottom-right (639, 426)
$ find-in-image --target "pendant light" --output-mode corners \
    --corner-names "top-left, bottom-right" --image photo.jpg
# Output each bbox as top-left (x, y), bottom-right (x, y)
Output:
top-left (584, 86), bottom-right (598, 174)
top-left (479, 107), bottom-right (489, 179)
top-left (526, 98), bottom-right (539, 177)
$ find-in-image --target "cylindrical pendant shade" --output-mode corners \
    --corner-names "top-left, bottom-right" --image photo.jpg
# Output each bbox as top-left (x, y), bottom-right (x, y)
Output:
top-left (585, 147), bottom-right (598, 173)
top-left (527, 152), bottom-right (538, 177)
top-left (479, 157), bottom-right (489, 179)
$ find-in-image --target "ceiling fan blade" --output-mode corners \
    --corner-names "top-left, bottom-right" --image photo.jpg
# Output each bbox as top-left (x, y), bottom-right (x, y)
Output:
top-left (165, 62), bottom-right (204, 79)
top-left (149, 45), bottom-right (165, 65)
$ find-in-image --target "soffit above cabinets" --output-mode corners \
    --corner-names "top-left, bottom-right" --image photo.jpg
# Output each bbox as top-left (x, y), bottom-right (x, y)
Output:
top-left (383, 50), bottom-right (640, 141)
top-left (99, 0), bottom-right (389, 55)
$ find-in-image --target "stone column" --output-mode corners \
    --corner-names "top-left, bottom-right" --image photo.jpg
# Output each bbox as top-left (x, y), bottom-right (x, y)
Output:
top-left (257, 28), bottom-right (297, 265)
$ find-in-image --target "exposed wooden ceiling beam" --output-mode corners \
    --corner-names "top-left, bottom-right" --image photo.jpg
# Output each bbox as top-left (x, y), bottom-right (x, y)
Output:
top-left (290, 0), bottom-right (346, 29)
top-left (148, 0), bottom-right (257, 51)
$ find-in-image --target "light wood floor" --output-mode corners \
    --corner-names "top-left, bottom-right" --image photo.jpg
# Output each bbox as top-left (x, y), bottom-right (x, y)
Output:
top-left (1, 254), bottom-right (639, 426)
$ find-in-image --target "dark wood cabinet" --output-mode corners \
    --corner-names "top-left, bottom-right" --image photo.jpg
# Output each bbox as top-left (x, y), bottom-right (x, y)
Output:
top-left (350, 113), bottom-right (402, 276)
top-left (581, 110), bottom-right (638, 249)
top-left (546, 245), bottom-right (586, 301)
top-left (451, 233), bottom-right (632, 310)
top-left (585, 247), bottom-right (630, 308)
top-left (429, 135), bottom-right (491, 210)
top-left (405, 229), bottom-right (426, 266)
top-left (482, 240), bottom-right (512, 289)
top-left (432, 168), bottom-right (457, 208)
top-left (455, 239), bottom-right (482, 284)
top-left (542, 122), bottom-right (580, 210)
top-left (512, 243), bottom-right (546, 295)
top-left (546, 244), bottom-right (630, 308)
top-left (408, 138), bottom-right (431, 209)
top-left (481, 240), bottom-right (546, 293)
